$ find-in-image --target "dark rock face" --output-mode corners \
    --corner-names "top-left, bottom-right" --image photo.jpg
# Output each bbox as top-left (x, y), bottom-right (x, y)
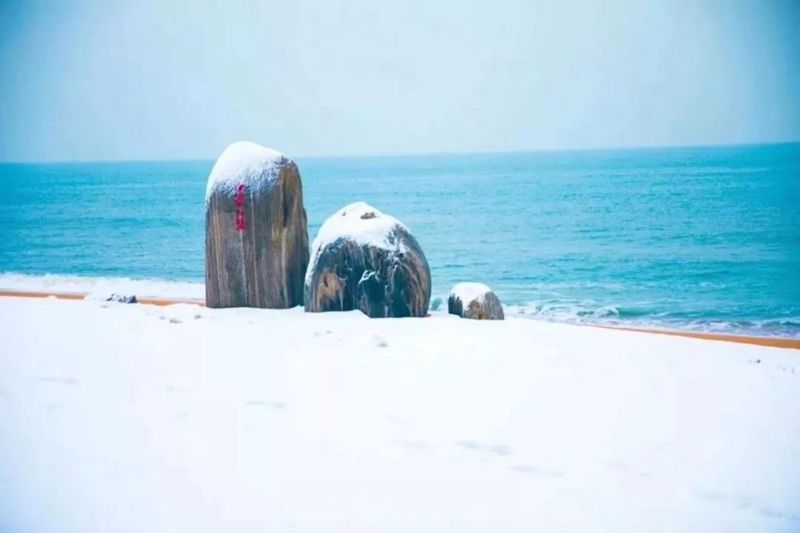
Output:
top-left (107, 293), bottom-right (137, 304)
top-left (304, 202), bottom-right (431, 318)
top-left (205, 142), bottom-right (309, 309)
top-left (448, 283), bottom-right (505, 320)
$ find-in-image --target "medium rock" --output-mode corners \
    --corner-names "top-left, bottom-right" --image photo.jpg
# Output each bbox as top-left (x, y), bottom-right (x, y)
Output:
top-left (448, 282), bottom-right (504, 320)
top-left (205, 141), bottom-right (309, 308)
top-left (304, 202), bottom-right (431, 318)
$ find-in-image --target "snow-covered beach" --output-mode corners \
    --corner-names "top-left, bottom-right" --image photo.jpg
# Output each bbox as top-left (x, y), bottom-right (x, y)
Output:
top-left (1, 296), bottom-right (798, 532)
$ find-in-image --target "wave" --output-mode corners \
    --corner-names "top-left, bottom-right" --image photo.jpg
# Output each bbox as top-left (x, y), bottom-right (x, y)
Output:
top-left (502, 301), bottom-right (800, 338)
top-left (502, 302), bottom-right (647, 321)
top-left (0, 272), bottom-right (204, 300)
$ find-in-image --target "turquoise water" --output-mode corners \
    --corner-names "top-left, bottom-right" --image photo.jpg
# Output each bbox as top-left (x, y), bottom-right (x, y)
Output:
top-left (1, 143), bottom-right (799, 337)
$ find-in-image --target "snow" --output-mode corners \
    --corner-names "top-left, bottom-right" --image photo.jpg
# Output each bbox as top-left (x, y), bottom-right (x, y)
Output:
top-left (450, 282), bottom-right (493, 305)
top-left (1, 296), bottom-right (799, 532)
top-left (205, 141), bottom-right (287, 203)
top-left (306, 202), bottom-right (410, 285)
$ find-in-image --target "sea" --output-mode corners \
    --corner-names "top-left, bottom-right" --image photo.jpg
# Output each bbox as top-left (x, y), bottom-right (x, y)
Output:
top-left (1, 143), bottom-right (798, 337)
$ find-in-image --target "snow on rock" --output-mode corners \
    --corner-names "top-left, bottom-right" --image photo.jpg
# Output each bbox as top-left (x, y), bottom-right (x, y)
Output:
top-left (307, 202), bottom-right (409, 268)
top-left (205, 141), bottom-right (287, 203)
top-left (451, 282), bottom-right (493, 305)
top-left (449, 282), bottom-right (505, 320)
top-left (305, 202), bottom-right (431, 317)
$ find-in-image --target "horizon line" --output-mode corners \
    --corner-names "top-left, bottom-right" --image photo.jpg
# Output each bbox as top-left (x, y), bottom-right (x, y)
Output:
top-left (1, 138), bottom-right (798, 165)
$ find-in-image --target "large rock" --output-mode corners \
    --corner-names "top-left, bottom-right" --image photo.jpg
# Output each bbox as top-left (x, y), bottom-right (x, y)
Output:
top-left (205, 141), bottom-right (309, 308)
top-left (448, 282), bottom-right (505, 320)
top-left (304, 202), bottom-right (431, 318)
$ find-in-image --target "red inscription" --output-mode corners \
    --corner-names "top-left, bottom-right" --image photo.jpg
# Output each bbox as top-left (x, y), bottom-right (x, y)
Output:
top-left (235, 184), bottom-right (246, 231)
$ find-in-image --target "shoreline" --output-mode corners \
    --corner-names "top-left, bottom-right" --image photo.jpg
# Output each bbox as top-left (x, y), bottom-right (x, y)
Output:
top-left (1, 288), bottom-right (798, 350)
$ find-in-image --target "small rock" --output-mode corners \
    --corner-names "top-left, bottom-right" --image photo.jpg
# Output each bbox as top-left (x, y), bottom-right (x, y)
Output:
top-left (448, 282), bottom-right (504, 320)
top-left (107, 293), bottom-right (137, 304)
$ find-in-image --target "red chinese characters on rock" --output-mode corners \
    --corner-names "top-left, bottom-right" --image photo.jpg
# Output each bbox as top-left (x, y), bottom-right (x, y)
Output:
top-left (234, 184), bottom-right (247, 231)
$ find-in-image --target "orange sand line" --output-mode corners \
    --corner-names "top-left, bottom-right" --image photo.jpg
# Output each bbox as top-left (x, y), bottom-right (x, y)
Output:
top-left (1, 289), bottom-right (798, 350)
top-left (0, 290), bottom-right (205, 307)
top-left (593, 324), bottom-right (800, 350)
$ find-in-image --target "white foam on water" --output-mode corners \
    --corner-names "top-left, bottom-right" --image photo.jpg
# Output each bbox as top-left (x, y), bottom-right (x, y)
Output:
top-left (0, 273), bottom-right (204, 300)
top-left (499, 300), bottom-right (800, 338)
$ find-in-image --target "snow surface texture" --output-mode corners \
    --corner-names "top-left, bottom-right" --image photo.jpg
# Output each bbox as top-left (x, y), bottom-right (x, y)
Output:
top-left (1, 297), bottom-right (799, 532)
top-left (305, 202), bottom-right (410, 285)
top-left (205, 141), bottom-right (287, 204)
top-left (450, 282), bottom-right (493, 305)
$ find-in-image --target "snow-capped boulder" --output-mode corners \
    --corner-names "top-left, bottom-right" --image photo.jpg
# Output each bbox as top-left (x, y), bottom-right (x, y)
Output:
top-left (205, 141), bottom-right (309, 308)
top-left (448, 282), bottom-right (504, 320)
top-left (304, 202), bottom-right (431, 318)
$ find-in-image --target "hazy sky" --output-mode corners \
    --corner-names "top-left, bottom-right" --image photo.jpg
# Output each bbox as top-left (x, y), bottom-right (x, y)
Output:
top-left (1, 0), bottom-right (798, 161)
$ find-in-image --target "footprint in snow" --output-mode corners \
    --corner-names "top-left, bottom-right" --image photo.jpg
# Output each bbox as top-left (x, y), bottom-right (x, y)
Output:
top-left (489, 444), bottom-right (513, 456)
top-left (758, 506), bottom-right (800, 522)
top-left (38, 376), bottom-right (79, 386)
top-left (606, 459), bottom-right (630, 471)
top-left (371, 334), bottom-right (389, 347)
top-left (510, 465), bottom-right (564, 479)
top-left (383, 414), bottom-right (406, 427)
top-left (246, 400), bottom-right (286, 410)
top-left (393, 439), bottom-right (434, 451)
top-left (697, 490), bottom-right (799, 523)
top-left (454, 440), bottom-right (513, 456)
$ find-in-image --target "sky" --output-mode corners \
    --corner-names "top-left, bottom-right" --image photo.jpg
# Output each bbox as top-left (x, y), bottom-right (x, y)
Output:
top-left (0, 0), bottom-right (798, 162)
